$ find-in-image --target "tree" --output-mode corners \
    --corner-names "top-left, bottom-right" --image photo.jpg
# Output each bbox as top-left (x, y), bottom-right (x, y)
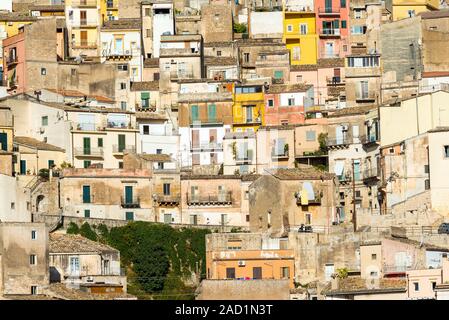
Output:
top-left (66, 222), bottom-right (80, 234)
top-left (79, 222), bottom-right (97, 241)
top-left (318, 133), bottom-right (328, 154)
top-left (233, 23), bottom-right (247, 33)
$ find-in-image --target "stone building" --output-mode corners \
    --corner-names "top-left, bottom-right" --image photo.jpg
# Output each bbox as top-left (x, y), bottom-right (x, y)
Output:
top-left (200, 3), bottom-right (233, 44)
top-left (249, 167), bottom-right (338, 236)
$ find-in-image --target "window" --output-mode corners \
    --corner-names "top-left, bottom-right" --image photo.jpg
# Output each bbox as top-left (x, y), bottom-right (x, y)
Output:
top-left (351, 26), bottom-right (367, 35)
top-left (444, 145), bottom-right (449, 158)
top-left (414, 282), bottom-right (419, 291)
top-left (424, 164), bottom-right (429, 173)
top-left (371, 253), bottom-right (377, 260)
top-left (305, 213), bottom-right (311, 225)
top-left (340, 0), bottom-right (346, 7)
top-left (274, 70), bottom-right (283, 79)
top-left (117, 64), bottom-right (128, 71)
top-left (119, 161), bottom-right (124, 169)
top-left (163, 183), bottom-right (170, 196)
top-left (281, 267), bottom-right (290, 279)
top-left (70, 256), bottom-right (80, 275)
top-left (281, 119), bottom-right (289, 126)
top-left (359, 81), bottom-right (369, 99)
top-left (245, 191), bottom-right (249, 199)
top-left (98, 138), bottom-right (103, 148)
top-left (31, 230), bottom-right (37, 240)
top-left (82, 185), bottom-right (91, 203)
top-left (425, 179), bottom-right (430, 190)
top-left (145, 8), bottom-right (151, 16)
top-left (31, 286), bottom-right (38, 295)
top-left (306, 130), bottom-right (316, 141)
top-left (146, 29), bottom-right (151, 37)
top-left (370, 271), bottom-right (378, 277)
top-left (246, 214), bottom-right (250, 222)
top-left (126, 212), bottom-right (134, 221)
top-left (226, 268), bottom-right (236, 279)
top-left (30, 254), bottom-right (37, 265)
top-left (296, 75), bottom-right (303, 82)
top-left (121, 101), bottom-right (127, 110)
top-left (190, 214), bottom-right (198, 225)
top-left (41, 116), bottom-right (48, 126)
top-left (143, 125), bottom-right (150, 135)
top-left (300, 24), bottom-right (308, 35)
top-left (341, 20), bottom-right (347, 28)
top-left (287, 25), bottom-right (293, 32)
top-left (120, 82), bottom-right (126, 90)
top-left (244, 52), bottom-right (250, 63)
top-left (164, 213), bottom-right (172, 224)
top-left (84, 209), bottom-right (90, 218)
top-left (354, 9), bottom-right (362, 19)
top-left (408, 10), bottom-right (415, 17)
top-left (141, 92), bottom-right (150, 108)
top-left (348, 56), bottom-right (378, 68)
top-left (292, 46), bottom-right (300, 61)
top-left (288, 98), bottom-right (295, 106)
top-left (253, 267), bottom-right (262, 279)
top-left (132, 68), bottom-right (138, 78)
top-left (267, 99), bottom-right (274, 107)
top-left (71, 68), bottom-right (77, 76)
top-left (156, 148), bottom-right (162, 154)
top-left (41, 68), bottom-right (46, 75)
top-left (217, 50), bottom-right (222, 56)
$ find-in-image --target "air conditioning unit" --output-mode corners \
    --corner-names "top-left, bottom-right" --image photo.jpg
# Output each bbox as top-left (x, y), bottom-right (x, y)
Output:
top-left (238, 260), bottom-right (246, 267)
top-left (86, 276), bottom-right (94, 282)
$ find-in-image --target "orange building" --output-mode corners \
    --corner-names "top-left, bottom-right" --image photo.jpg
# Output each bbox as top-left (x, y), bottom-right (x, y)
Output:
top-left (205, 233), bottom-right (295, 289)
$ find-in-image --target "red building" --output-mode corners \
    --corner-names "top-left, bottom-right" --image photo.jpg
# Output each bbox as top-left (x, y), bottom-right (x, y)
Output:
top-left (264, 83), bottom-right (313, 126)
top-left (315, 0), bottom-right (350, 59)
top-left (2, 30), bottom-right (25, 94)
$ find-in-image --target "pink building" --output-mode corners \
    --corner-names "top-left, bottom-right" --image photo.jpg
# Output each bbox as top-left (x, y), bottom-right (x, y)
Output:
top-left (264, 83), bottom-right (313, 126)
top-left (2, 30), bottom-right (25, 94)
top-left (315, 0), bottom-right (350, 59)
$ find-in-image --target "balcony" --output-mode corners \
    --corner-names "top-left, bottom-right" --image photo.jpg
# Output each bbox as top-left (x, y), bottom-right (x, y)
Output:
top-left (318, 7), bottom-right (341, 15)
top-left (72, 122), bottom-right (103, 132)
top-left (235, 152), bottom-right (254, 164)
top-left (319, 28), bottom-right (341, 37)
top-left (112, 145), bottom-right (136, 154)
top-left (190, 118), bottom-right (224, 126)
top-left (107, 121), bottom-right (136, 130)
top-left (74, 147), bottom-right (104, 158)
top-left (106, 0), bottom-right (118, 9)
top-left (6, 56), bottom-right (18, 66)
top-left (233, 117), bottom-right (262, 126)
top-left (121, 196), bottom-right (140, 208)
top-left (170, 71), bottom-right (194, 79)
top-left (326, 136), bottom-right (357, 148)
top-left (360, 134), bottom-right (379, 147)
top-left (337, 173), bottom-right (352, 184)
top-left (191, 142), bottom-right (223, 151)
top-left (102, 48), bottom-right (139, 60)
top-left (355, 92), bottom-right (376, 103)
top-left (271, 148), bottom-right (289, 161)
top-left (326, 76), bottom-right (344, 86)
top-left (362, 167), bottom-right (379, 182)
top-left (71, 0), bottom-right (98, 7)
top-left (186, 192), bottom-right (233, 206)
top-left (155, 195), bottom-right (181, 206)
top-left (72, 41), bottom-right (98, 49)
top-left (70, 19), bottom-right (98, 28)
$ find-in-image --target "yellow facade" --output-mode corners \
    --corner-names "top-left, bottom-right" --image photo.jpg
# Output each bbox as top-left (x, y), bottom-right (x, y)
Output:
top-left (283, 12), bottom-right (318, 65)
top-left (232, 89), bottom-right (265, 132)
top-left (100, 0), bottom-right (119, 23)
top-left (392, 0), bottom-right (439, 20)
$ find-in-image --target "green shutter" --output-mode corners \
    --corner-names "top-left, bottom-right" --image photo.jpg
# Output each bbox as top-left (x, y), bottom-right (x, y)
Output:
top-left (125, 186), bottom-right (133, 204)
top-left (341, 20), bottom-right (347, 28)
top-left (333, 20), bottom-right (340, 28)
top-left (83, 186), bottom-right (91, 203)
top-left (20, 160), bottom-right (26, 175)
top-left (84, 209), bottom-right (90, 218)
top-left (191, 105), bottom-right (199, 122)
top-left (140, 92), bottom-right (150, 99)
top-left (126, 212), bottom-right (134, 221)
top-left (274, 70), bottom-right (283, 79)
top-left (84, 160), bottom-right (91, 168)
top-left (118, 134), bottom-right (125, 152)
top-left (48, 160), bottom-right (54, 168)
top-left (83, 137), bottom-right (91, 155)
top-left (340, 0), bottom-right (346, 7)
top-left (98, 138), bottom-right (103, 147)
top-left (207, 104), bottom-right (216, 122)
top-left (0, 133), bottom-right (7, 151)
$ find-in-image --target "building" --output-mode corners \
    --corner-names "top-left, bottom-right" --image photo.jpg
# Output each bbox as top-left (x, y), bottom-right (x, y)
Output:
top-left (222, 131), bottom-right (257, 175)
top-left (250, 11), bottom-right (284, 39)
top-left (256, 126), bottom-right (296, 172)
top-left (201, 4), bottom-right (233, 44)
top-left (294, 123), bottom-right (329, 168)
top-left (283, 0), bottom-right (318, 65)
top-left (130, 81), bottom-right (160, 112)
top-left (249, 167), bottom-right (338, 236)
top-left (391, 0), bottom-right (439, 21)
top-left (323, 277), bottom-right (407, 299)
top-left (205, 232), bottom-right (295, 288)
top-left (232, 83), bottom-right (265, 132)
top-left (204, 56), bottom-right (239, 81)
top-left (49, 233), bottom-right (126, 292)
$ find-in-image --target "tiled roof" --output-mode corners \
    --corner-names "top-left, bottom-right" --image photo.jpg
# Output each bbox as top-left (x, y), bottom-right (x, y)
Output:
top-left (323, 277), bottom-right (407, 296)
top-left (139, 154), bottom-right (172, 162)
top-left (317, 58), bottom-right (345, 68)
top-left (135, 112), bottom-right (167, 120)
top-left (267, 83), bottom-right (313, 94)
top-left (264, 166), bottom-right (335, 180)
top-left (49, 233), bottom-right (118, 254)
top-left (102, 18), bottom-right (141, 30)
top-left (204, 56), bottom-right (238, 66)
top-left (130, 81), bottom-right (159, 91)
top-left (422, 71), bottom-right (449, 78)
top-left (327, 105), bottom-right (376, 118)
top-left (14, 136), bottom-right (65, 152)
top-left (144, 58), bottom-right (160, 68)
top-left (290, 64), bottom-right (318, 71)
top-left (44, 88), bottom-right (115, 104)
top-left (204, 41), bottom-right (234, 47)
top-left (45, 283), bottom-right (136, 300)
top-left (419, 9), bottom-right (449, 19)
top-left (0, 13), bottom-right (37, 22)
top-left (29, 5), bottom-right (65, 11)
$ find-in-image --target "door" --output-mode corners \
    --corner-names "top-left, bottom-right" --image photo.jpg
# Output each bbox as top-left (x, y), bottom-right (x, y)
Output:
top-left (20, 160), bottom-right (26, 175)
top-left (253, 267), bottom-right (262, 279)
top-left (164, 213), bottom-right (172, 223)
top-left (80, 11), bottom-right (87, 26)
top-left (114, 37), bottom-right (123, 55)
top-left (336, 125), bottom-right (344, 144)
top-left (218, 185), bottom-right (226, 202)
top-left (83, 137), bottom-right (91, 155)
top-left (125, 186), bottom-right (133, 204)
top-left (190, 214), bottom-right (198, 225)
top-left (192, 130), bottom-right (199, 149)
top-left (80, 30), bottom-right (88, 47)
top-left (352, 125), bottom-right (359, 143)
top-left (226, 268), bottom-right (236, 279)
top-left (207, 104), bottom-right (216, 123)
top-left (221, 214), bottom-right (227, 225)
top-left (325, 42), bottom-right (334, 57)
top-left (354, 160), bottom-right (361, 181)
top-left (70, 257), bottom-right (80, 276)
top-left (191, 186), bottom-right (199, 201)
top-left (209, 128), bottom-right (217, 148)
top-left (82, 185), bottom-right (90, 203)
top-left (191, 105), bottom-right (199, 123)
top-left (118, 134), bottom-right (125, 152)
top-left (246, 106), bottom-right (253, 123)
top-left (325, 264), bottom-right (335, 281)
top-left (0, 132), bottom-right (7, 151)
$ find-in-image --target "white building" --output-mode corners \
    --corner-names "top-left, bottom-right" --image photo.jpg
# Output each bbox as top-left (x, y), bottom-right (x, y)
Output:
top-left (142, 1), bottom-right (174, 58)
top-left (0, 0), bottom-right (12, 12)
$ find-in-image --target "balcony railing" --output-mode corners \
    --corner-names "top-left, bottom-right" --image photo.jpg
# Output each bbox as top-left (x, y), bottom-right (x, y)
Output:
top-left (112, 145), bottom-right (136, 153)
top-left (72, 122), bottom-right (100, 131)
top-left (383, 265), bottom-right (413, 274)
top-left (74, 147), bottom-right (104, 158)
top-left (271, 148), bottom-right (289, 160)
top-left (170, 71), bottom-right (194, 79)
top-left (72, 0), bottom-right (98, 7)
top-left (362, 167), bottom-right (379, 180)
top-left (190, 118), bottom-right (224, 126)
top-left (107, 121), bottom-right (135, 130)
top-left (121, 196), bottom-right (140, 208)
top-left (360, 134), bottom-right (379, 145)
top-left (233, 117), bottom-right (262, 125)
top-left (156, 195), bottom-right (181, 206)
top-left (326, 136), bottom-right (357, 147)
top-left (318, 7), bottom-right (341, 14)
top-left (191, 142), bottom-right (223, 151)
top-left (320, 28), bottom-right (341, 36)
top-left (236, 151), bottom-right (254, 164)
top-left (186, 192), bottom-right (233, 206)
top-left (102, 48), bottom-right (139, 59)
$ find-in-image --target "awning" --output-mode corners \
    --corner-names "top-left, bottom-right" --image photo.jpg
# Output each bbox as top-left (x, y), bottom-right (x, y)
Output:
top-left (334, 160), bottom-right (344, 176)
top-left (303, 182), bottom-right (315, 200)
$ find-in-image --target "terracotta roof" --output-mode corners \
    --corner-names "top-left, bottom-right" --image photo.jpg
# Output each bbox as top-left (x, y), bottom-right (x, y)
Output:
top-left (317, 58), bottom-right (345, 68)
top-left (267, 83), bottom-right (312, 94)
top-left (49, 233), bottom-right (118, 254)
top-left (14, 136), bottom-right (65, 152)
top-left (135, 112), bottom-right (167, 120)
top-left (323, 277), bottom-right (407, 296)
top-left (290, 64), bottom-right (318, 71)
top-left (102, 18), bottom-right (141, 30)
top-left (235, 38), bottom-right (284, 47)
top-left (204, 56), bottom-right (238, 66)
top-left (139, 154), bottom-right (172, 162)
top-left (264, 166), bottom-right (335, 180)
top-left (204, 42), bottom-right (234, 47)
top-left (44, 89), bottom-right (115, 104)
top-left (327, 105), bottom-right (376, 118)
top-left (144, 58), bottom-right (160, 68)
top-left (29, 5), bottom-right (65, 11)
top-left (0, 13), bottom-right (37, 22)
top-left (181, 174), bottom-right (258, 180)
top-left (422, 71), bottom-right (449, 78)
top-left (419, 9), bottom-right (449, 19)
top-left (130, 81), bottom-right (159, 91)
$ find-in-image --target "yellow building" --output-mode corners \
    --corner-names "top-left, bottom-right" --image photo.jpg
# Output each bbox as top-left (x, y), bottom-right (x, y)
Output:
top-left (65, 0), bottom-right (102, 57)
top-left (283, 9), bottom-right (318, 65)
top-left (232, 84), bottom-right (266, 132)
top-left (100, 0), bottom-right (119, 23)
top-left (392, 0), bottom-right (439, 20)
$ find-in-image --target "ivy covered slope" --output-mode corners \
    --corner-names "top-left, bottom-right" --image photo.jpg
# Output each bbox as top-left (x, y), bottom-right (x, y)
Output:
top-left (66, 221), bottom-right (210, 300)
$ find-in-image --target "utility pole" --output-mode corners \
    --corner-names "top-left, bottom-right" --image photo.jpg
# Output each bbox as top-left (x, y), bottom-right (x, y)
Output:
top-left (352, 159), bottom-right (357, 232)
